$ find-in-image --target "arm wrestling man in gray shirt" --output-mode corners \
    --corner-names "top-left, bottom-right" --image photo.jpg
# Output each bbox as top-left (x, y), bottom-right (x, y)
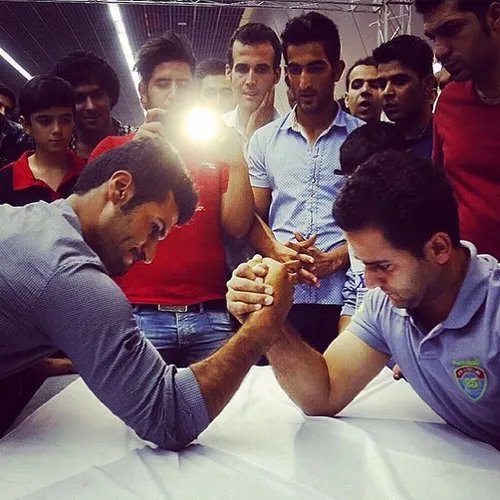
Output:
top-left (0, 137), bottom-right (293, 449)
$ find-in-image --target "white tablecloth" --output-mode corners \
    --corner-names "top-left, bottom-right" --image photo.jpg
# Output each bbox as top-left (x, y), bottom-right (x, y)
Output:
top-left (1, 367), bottom-right (499, 499)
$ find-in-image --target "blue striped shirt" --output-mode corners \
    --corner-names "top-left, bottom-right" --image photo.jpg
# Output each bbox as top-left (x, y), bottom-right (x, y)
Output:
top-left (248, 108), bottom-right (363, 304)
top-left (0, 200), bottom-right (209, 449)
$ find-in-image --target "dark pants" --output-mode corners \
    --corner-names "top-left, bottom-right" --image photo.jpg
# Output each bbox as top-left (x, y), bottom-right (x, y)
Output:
top-left (0, 365), bottom-right (47, 437)
top-left (288, 304), bottom-right (341, 354)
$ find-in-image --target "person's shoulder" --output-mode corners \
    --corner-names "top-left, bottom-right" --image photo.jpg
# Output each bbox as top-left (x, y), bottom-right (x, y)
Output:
top-left (342, 109), bottom-right (365, 131)
top-left (89, 134), bottom-right (134, 162)
top-left (437, 80), bottom-right (474, 107)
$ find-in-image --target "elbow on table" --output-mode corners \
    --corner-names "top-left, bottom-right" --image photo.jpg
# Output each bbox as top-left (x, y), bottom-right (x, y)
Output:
top-left (149, 427), bottom-right (201, 451)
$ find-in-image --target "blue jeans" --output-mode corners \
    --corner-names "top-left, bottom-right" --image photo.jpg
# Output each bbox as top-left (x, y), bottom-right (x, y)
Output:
top-left (133, 306), bottom-right (236, 367)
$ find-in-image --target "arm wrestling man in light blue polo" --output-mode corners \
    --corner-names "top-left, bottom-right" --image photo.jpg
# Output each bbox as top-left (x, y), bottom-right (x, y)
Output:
top-left (227, 150), bottom-right (500, 450)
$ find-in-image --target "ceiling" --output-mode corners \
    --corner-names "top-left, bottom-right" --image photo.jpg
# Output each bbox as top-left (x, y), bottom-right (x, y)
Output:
top-left (0, 1), bottom-right (244, 126)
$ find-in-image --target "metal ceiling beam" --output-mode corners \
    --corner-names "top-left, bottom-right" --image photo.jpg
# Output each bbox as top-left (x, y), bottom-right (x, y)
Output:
top-left (3, 0), bottom-right (415, 14)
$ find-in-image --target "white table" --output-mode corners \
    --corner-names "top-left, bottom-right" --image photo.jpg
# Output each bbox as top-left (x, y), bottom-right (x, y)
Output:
top-left (1, 367), bottom-right (499, 499)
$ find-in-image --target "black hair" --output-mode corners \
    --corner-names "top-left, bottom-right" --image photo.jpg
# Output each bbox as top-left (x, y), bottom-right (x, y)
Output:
top-left (281, 12), bottom-right (341, 67)
top-left (345, 56), bottom-right (378, 91)
top-left (340, 122), bottom-right (407, 175)
top-left (135, 32), bottom-right (196, 84)
top-left (53, 51), bottom-right (120, 108)
top-left (227, 23), bottom-right (282, 70)
top-left (0, 83), bottom-right (16, 111)
top-left (195, 58), bottom-right (226, 80)
top-left (73, 137), bottom-right (198, 225)
top-left (416, 0), bottom-right (495, 32)
top-left (373, 35), bottom-right (434, 80)
top-left (333, 150), bottom-right (461, 257)
top-left (19, 75), bottom-right (75, 122)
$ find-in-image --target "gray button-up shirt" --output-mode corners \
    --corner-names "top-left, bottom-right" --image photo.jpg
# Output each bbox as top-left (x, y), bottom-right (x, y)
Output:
top-left (0, 200), bottom-right (209, 449)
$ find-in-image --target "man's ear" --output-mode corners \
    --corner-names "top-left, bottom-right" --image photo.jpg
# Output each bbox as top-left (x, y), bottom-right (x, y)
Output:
top-left (423, 74), bottom-right (438, 100)
top-left (487, 2), bottom-right (500, 35)
top-left (273, 66), bottom-right (282, 85)
top-left (334, 60), bottom-right (346, 83)
top-left (138, 81), bottom-right (148, 108)
top-left (424, 232), bottom-right (454, 265)
top-left (19, 115), bottom-right (31, 135)
top-left (225, 64), bottom-right (232, 81)
top-left (108, 171), bottom-right (135, 206)
top-left (344, 92), bottom-right (350, 110)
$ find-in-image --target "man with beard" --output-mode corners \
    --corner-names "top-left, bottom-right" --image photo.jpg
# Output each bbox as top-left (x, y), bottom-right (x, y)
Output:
top-left (415, 0), bottom-right (500, 260)
top-left (0, 137), bottom-right (294, 447)
top-left (227, 150), bottom-right (500, 451)
top-left (247, 12), bottom-right (363, 353)
top-left (344, 57), bottom-right (382, 122)
top-left (373, 35), bottom-right (436, 158)
top-left (53, 51), bottom-right (136, 161)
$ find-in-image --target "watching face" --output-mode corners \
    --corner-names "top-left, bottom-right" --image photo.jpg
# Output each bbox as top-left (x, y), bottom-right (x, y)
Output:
top-left (422, 0), bottom-right (499, 82)
top-left (0, 94), bottom-right (15, 120)
top-left (140, 61), bottom-right (195, 112)
top-left (73, 83), bottom-right (112, 134)
top-left (286, 41), bottom-right (343, 115)
top-left (228, 41), bottom-right (280, 115)
top-left (24, 106), bottom-right (74, 154)
top-left (344, 65), bottom-right (382, 122)
top-left (377, 61), bottom-right (429, 126)
top-left (199, 74), bottom-right (235, 114)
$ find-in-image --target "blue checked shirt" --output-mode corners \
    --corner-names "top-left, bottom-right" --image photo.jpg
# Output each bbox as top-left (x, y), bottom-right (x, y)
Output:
top-left (0, 200), bottom-right (209, 450)
top-left (248, 107), bottom-right (363, 305)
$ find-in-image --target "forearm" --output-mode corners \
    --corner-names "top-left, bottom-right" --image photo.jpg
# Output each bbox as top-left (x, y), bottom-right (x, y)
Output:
top-left (338, 315), bottom-right (352, 333)
top-left (222, 162), bottom-right (255, 238)
top-left (266, 323), bottom-right (333, 416)
top-left (248, 215), bottom-right (279, 258)
top-left (191, 322), bottom-right (272, 420)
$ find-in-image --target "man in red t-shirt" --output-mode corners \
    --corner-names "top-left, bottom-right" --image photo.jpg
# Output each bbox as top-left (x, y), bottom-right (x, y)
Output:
top-left (415, 0), bottom-right (500, 258)
top-left (90, 32), bottom-right (255, 366)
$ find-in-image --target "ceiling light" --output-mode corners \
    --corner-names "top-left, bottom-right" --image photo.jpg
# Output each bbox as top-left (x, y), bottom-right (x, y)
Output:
top-left (0, 46), bottom-right (32, 80)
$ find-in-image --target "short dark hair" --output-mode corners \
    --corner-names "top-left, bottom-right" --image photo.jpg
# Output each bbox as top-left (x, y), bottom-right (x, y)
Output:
top-left (333, 150), bottom-right (461, 257)
top-left (135, 32), bottom-right (196, 84)
top-left (227, 23), bottom-right (282, 70)
top-left (195, 58), bottom-right (226, 81)
top-left (415, 0), bottom-right (494, 26)
top-left (281, 12), bottom-right (341, 67)
top-left (373, 35), bottom-right (434, 80)
top-left (73, 138), bottom-right (198, 225)
top-left (53, 51), bottom-right (120, 108)
top-left (0, 83), bottom-right (16, 110)
top-left (19, 75), bottom-right (75, 122)
top-left (340, 122), bottom-right (407, 175)
top-left (345, 57), bottom-right (378, 91)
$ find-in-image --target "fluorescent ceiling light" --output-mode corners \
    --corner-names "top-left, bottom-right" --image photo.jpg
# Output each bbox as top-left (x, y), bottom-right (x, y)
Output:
top-left (107, 3), bottom-right (141, 98)
top-left (0, 46), bottom-right (32, 80)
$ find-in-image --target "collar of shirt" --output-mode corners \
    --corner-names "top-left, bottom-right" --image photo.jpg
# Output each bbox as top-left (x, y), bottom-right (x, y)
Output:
top-left (283, 104), bottom-right (349, 140)
top-left (391, 241), bottom-right (495, 330)
top-left (223, 105), bottom-right (280, 138)
top-left (12, 150), bottom-right (85, 192)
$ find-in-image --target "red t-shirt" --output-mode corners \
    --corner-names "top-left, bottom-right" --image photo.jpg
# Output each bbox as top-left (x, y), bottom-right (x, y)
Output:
top-left (89, 135), bottom-right (229, 305)
top-left (433, 81), bottom-right (500, 258)
top-left (0, 149), bottom-right (85, 205)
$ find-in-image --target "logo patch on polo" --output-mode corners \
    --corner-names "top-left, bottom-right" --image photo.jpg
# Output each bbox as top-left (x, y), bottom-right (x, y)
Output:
top-left (453, 363), bottom-right (487, 401)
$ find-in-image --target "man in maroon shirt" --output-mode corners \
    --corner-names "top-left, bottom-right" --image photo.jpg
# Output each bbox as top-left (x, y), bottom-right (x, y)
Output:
top-left (90, 32), bottom-right (254, 366)
top-left (416, 0), bottom-right (500, 258)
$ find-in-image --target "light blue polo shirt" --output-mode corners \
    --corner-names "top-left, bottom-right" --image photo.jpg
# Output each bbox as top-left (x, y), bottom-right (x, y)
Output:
top-left (248, 107), bottom-right (363, 305)
top-left (348, 242), bottom-right (500, 449)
